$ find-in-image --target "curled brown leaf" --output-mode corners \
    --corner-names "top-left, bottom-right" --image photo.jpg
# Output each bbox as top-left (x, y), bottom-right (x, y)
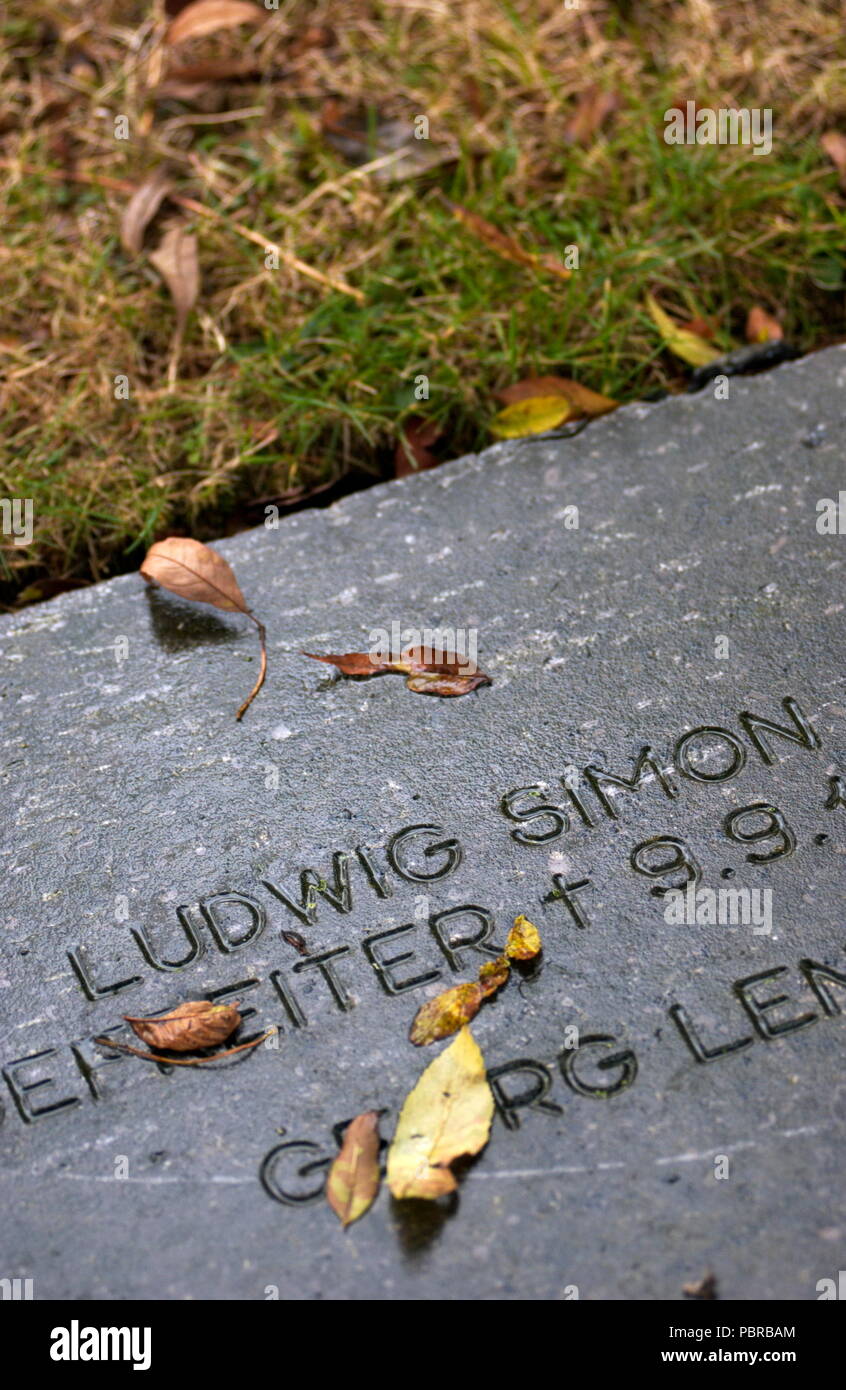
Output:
top-left (141, 536), bottom-right (267, 719)
top-left (141, 535), bottom-right (247, 612)
top-left (124, 999), bottom-right (240, 1051)
top-left (302, 650), bottom-right (393, 677)
top-left (150, 223), bottom-right (199, 340)
top-left (304, 645), bottom-right (491, 697)
top-left (120, 170), bottom-right (172, 257)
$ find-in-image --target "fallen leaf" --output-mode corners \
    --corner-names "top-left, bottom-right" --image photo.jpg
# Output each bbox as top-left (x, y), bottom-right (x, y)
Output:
top-left (683, 1271), bottom-right (718, 1300)
top-left (394, 416), bottom-right (442, 477)
top-left (150, 224), bottom-right (200, 339)
top-left (745, 306), bottom-right (783, 344)
top-left (120, 170), bottom-right (172, 257)
top-left (303, 646), bottom-right (491, 698)
top-left (409, 982), bottom-right (484, 1046)
top-left (387, 1027), bottom-right (494, 1199)
top-left (410, 953), bottom-right (511, 1046)
top-left (124, 999), bottom-right (241, 1051)
top-left (446, 201), bottom-right (571, 280)
top-left (326, 1111), bottom-right (382, 1227)
top-left (645, 293), bottom-right (722, 367)
top-left (490, 395), bottom-right (573, 439)
top-left (677, 316), bottom-right (714, 340)
top-left (303, 650), bottom-right (393, 677)
top-left (141, 536), bottom-right (267, 719)
top-left (506, 914), bottom-right (542, 961)
top-left (282, 930), bottom-right (310, 955)
top-left (405, 672), bottom-right (491, 696)
top-left (564, 85), bottom-right (620, 147)
top-left (478, 954), bottom-right (510, 999)
top-left (821, 131), bottom-right (846, 191)
top-left (141, 535), bottom-right (247, 612)
top-left (95, 1001), bottom-right (272, 1066)
top-left (165, 0), bottom-right (265, 46)
top-left (493, 376), bottom-right (617, 419)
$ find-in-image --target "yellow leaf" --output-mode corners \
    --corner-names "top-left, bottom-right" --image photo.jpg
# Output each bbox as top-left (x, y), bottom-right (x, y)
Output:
top-left (409, 981), bottom-right (483, 1046)
top-left (644, 293), bottom-right (721, 367)
top-left (506, 914), bottom-right (542, 961)
top-left (326, 1111), bottom-right (381, 1228)
top-left (490, 395), bottom-right (572, 439)
top-left (387, 1027), bottom-right (494, 1199)
top-left (478, 954), bottom-right (510, 998)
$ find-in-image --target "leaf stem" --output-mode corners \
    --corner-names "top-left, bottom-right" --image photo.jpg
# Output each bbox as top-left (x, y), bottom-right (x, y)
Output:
top-left (236, 616), bottom-right (268, 720)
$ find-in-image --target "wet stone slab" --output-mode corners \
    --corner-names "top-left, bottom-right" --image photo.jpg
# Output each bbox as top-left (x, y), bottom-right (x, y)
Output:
top-left (2, 347), bottom-right (846, 1301)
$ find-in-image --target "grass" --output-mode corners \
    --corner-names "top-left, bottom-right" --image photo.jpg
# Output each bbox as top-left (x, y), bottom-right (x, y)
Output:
top-left (1, 0), bottom-right (845, 603)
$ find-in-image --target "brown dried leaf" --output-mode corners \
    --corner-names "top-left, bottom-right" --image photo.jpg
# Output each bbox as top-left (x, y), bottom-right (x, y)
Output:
top-left (745, 306), bottom-right (783, 344)
top-left (405, 671), bottom-right (491, 696)
top-left (394, 416), bottom-right (442, 478)
top-left (448, 203), bottom-right (571, 281)
top-left (165, 0), bottom-right (265, 46)
top-left (120, 170), bottom-right (171, 257)
top-left (149, 225), bottom-right (200, 339)
top-left (505, 914), bottom-right (542, 961)
top-left (304, 646), bottom-right (492, 697)
top-left (493, 376), bottom-right (617, 419)
top-left (123, 999), bottom-right (240, 1052)
top-left (683, 1271), bottom-right (718, 1300)
top-left (141, 536), bottom-right (248, 613)
top-left (409, 982), bottom-right (484, 1046)
top-left (141, 536), bottom-right (266, 719)
top-left (302, 650), bottom-right (393, 676)
top-left (821, 131), bottom-right (846, 191)
top-left (564, 85), bottom-right (620, 147)
top-left (387, 1027), bottom-right (494, 1199)
top-left (282, 930), bottom-right (309, 955)
top-left (326, 1111), bottom-right (382, 1227)
top-left (478, 954), bottom-right (510, 999)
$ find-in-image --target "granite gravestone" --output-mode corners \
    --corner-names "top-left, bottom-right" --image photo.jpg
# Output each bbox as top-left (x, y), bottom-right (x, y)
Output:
top-left (2, 348), bottom-right (845, 1301)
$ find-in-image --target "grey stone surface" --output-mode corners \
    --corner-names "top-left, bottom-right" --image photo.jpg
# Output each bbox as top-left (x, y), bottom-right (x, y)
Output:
top-left (2, 348), bottom-right (846, 1302)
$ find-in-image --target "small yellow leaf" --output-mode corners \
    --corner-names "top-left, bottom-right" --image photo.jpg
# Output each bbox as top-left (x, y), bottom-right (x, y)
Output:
top-left (493, 376), bottom-right (617, 419)
top-left (506, 914), bottom-right (542, 961)
top-left (644, 293), bottom-right (721, 368)
top-left (490, 395), bottom-right (572, 439)
top-left (409, 981), bottom-right (483, 1046)
top-left (387, 1027), bottom-right (494, 1200)
top-left (326, 1111), bottom-right (381, 1228)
